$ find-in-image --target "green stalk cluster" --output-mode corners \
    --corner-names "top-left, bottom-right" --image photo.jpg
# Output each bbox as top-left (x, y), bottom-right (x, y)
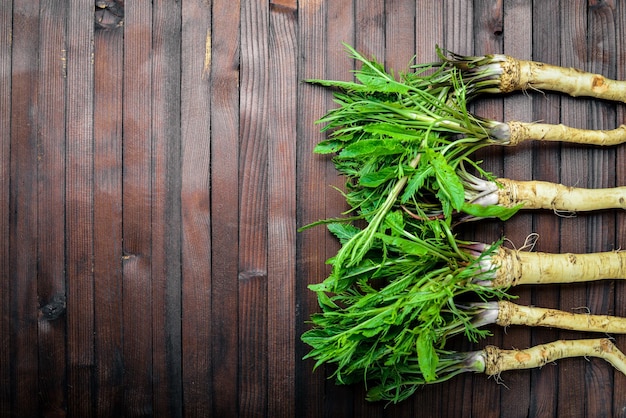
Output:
top-left (303, 212), bottom-right (509, 403)
top-left (302, 45), bottom-right (519, 402)
top-left (302, 44), bottom-right (626, 404)
top-left (306, 44), bottom-right (520, 285)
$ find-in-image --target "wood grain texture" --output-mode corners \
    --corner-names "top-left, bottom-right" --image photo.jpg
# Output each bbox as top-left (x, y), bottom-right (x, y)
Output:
top-left (558, 2), bottom-right (592, 417)
top-left (152, 1), bottom-right (183, 416)
top-left (327, 4), bottom-right (356, 418)
top-left (65, 1), bottom-right (95, 416)
top-left (37, 1), bottom-right (68, 416)
top-left (441, 4), bottom-right (477, 418)
top-left (93, 24), bottom-right (124, 418)
top-left (296, 2), bottom-right (330, 418)
top-left (499, 2), bottom-right (533, 417)
top-left (1, 0), bottom-right (625, 416)
top-left (210, 0), bottom-right (241, 416)
top-left (181, 1), bottom-right (213, 417)
top-left (10, 2), bottom-right (40, 417)
top-left (528, 1), bottom-right (562, 417)
top-left (615, 2), bottom-right (626, 416)
top-left (0, 0), bottom-right (12, 413)
top-left (122, 1), bottom-right (154, 415)
top-left (471, 2), bottom-right (505, 416)
top-left (267, 5), bottom-right (297, 417)
top-left (239, 0), bottom-right (269, 416)
top-left (585, 2), bottom-right (618, 416)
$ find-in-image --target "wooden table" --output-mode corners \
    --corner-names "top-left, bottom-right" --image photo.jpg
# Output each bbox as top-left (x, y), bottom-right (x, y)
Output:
top-left (2, 1), bottom-right (625, 416)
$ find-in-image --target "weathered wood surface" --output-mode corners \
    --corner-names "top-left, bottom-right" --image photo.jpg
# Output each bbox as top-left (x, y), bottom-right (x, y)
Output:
top-left (1, 1), bottom-right (625, 416)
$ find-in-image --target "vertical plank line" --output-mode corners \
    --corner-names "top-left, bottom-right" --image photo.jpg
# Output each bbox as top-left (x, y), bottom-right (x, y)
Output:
top-left (180, 0), bottom-right (213, 416)
top-left (471, 1), bottom-right (504, 416)
top-left (268, 4), bottom-right (298, 418)
top-left (10, 1), bottom-right (41, 416)
top-left (65, 0), bottom-right (95, 416)
top-left (238, 1), bottom-right (269, 416)
top-left (295, 2), bottom-right (329, 417)
top-left (500, 2), bottom-right (533, 416)
top-left (210, 0), bottom-right (241, 415)
top-left (558, 2), bottom-right (589, 416)
top-left (238, 0), bottom-right (269, 263)
top-left (614, 1), bottom-right (626, 415)
top-left (323, 2), bottom-right (356, 416)
top-left (37, 1), bottom-right (68, 416)
top-left (585, 3), bottom-right (618, 416)
top-left (122, 1), bottom-right (154, 415)
top-left (151, 1), bottom-right (183, 416)
top-left (0, 0), bottom-right (13, 414)
top-left (93, 21), bottom-right (124, 418)
top-left (528, 0), bottom-right (562, 415)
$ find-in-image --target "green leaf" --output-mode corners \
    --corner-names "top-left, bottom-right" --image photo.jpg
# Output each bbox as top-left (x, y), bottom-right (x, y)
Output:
top-left (382, 210), bottom-right (405, 234)
top-left (314, 139), bottom-right (345, 154)
top-left (353, 61), bottom-right (409, 94)
top-left (305, 78), bottom-right (371, 92)
top-left (375, 233), bottom-right (429, 256)
top-left (327, 223), bottom-right (361, 244)
top-left (362, 123), bottom-right (422, 141)
top-left (316, 291), bottom-right (339, 312)
top-left (359, 167), bottom-right (398, 187)
top-left (338, 43), bottom-right (412, 94)
top-left (429, 151), bottom-right (465, 211)
top-left (461, 202), bottom-right (524, 221)
top-left (308, 281), bottom-right (331, 293)
top-left (416, 330), bottom-right (439, 382)
top-left (401, 163), bottom-right (432, 203)
top-left (339, 139), bottom-right (406, 159)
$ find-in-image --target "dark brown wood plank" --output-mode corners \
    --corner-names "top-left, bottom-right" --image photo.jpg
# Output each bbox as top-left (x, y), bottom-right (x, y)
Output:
top-left (37, 1), bottom-right (68, 416)
top-left (270, 0), bottom-right (296, 10)
top-left (93, 23), bottom-right (124, 417)
top-left (0, 0), bottom-right (12, 413)
top-left (618, 25), bottom-right (626, 418)
top-left (470, 1), bottom-right (505, 416)
top-left (614, 1), bottom-right (626, 416)
top-left (210, 0), bottom-right (241, 415)
top-left (324, 2), bottom-right (358, 417)
top-left (296, 2), bottom-right (332, 417)
top-left (385, 0), bottom-right (415, 71)
top-left (267, 4), bottom-right (298, 417)
top-left (122, 1), bottom-right (154, 415)
top-left (499, 2), bottom-right (533, 417)
top-left (528, 1), bottom-right (562, 416)
top-left (557, 2), bottom-right (590, 417)
top-left (355, 0), bottom-right (383, 59)
top-left (238, 1), bottom-right (269, 417)
top-left (384, 3), bottom-right (418, 417)
top-left (584, 2), bottom-right (618, 416)
top-left (180, 1), bottom-right (213, 416)
top-left (354, 4), bottom-right (387, 417)
top-left (412, 4), bottom-right (452, 417)
top-left (65, 1), bottom-right (95, 416)
top-left (415, 2), bottom-right (443, 59)
top-left (9, 2), bottom-right (40, 416)
top-left (151, 1), bottom-right (183, 417)
top-left (444, 0), bottom-right (473, 54)
top-left (440, 4), bottom-right (478, 417)
top-left (238, 273), bottom-right (267, 418)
